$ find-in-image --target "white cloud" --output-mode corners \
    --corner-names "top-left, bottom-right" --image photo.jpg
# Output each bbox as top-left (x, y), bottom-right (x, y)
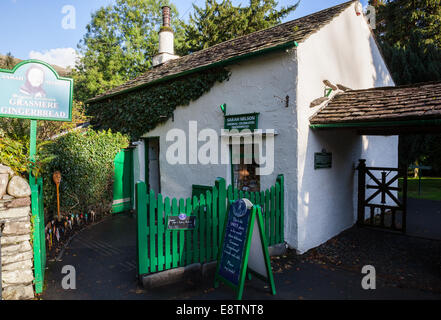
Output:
top-left (29, 48), bottom-right (79, 69)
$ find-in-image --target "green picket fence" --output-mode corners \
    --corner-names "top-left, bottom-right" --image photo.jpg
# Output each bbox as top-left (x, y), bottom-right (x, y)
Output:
top-left (136, 175), bottom-right (284, 276)
top-left (30, 177), bottom-right (46, 294)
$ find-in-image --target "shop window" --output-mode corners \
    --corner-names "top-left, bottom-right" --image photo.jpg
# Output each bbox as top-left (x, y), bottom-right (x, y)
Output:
top-left (232, 143), bottom-right (260, 192)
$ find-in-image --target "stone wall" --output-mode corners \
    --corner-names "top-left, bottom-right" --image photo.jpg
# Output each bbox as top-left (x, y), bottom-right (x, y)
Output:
top-left (0, 164), bottom-right (34, 300)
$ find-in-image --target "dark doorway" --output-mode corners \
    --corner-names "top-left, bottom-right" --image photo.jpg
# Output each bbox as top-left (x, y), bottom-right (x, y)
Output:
top-left (145, 137), bottom-right (160, 194)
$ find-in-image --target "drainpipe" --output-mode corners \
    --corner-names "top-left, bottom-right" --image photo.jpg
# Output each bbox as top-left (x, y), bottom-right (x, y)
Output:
top-left (0, 221), bottom-right (4, 300)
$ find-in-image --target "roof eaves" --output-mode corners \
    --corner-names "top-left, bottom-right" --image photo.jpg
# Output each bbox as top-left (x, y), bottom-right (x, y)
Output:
top-left (310, 118), bottom-right (441, 129)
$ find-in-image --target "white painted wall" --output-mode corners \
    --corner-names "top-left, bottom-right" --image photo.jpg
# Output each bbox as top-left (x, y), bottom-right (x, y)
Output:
top-left (139, 50), bottom-right (299, 247)
top-left (295, 2), bottom-right (397, 253)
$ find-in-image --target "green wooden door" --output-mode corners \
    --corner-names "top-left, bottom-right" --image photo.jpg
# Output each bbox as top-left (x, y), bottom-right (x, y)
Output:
top-left (112, 149), bottom-right (134, 213)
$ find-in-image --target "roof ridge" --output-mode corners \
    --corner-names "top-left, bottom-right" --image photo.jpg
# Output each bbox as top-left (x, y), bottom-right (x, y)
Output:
top-left (339, 80), bottom-right (441, 94)
top-left (88, 0), bottom-right (358, 103)
top-left (188, 0), bottom-right (357, 53)
top-left (128, 0), bottom-right (356, 80)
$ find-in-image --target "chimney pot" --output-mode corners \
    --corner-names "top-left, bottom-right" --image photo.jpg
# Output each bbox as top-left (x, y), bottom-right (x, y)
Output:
top-left (162, 6), bottom-right (171, 27)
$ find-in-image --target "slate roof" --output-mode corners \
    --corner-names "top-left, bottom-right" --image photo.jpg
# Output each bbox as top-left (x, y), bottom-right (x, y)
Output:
top-left (309, 82), bottom-right (441, 125)
top-left (88, 0), bottom-right (357, 103)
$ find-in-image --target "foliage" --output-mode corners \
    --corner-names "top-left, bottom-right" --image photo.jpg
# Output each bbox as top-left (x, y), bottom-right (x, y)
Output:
top-left (0, 128), bottom-right (56, 177)
top-left (0, 128), bottom-right (28, 174)
top-left (370, 0), bottom-right (441, 85)
top-left (0, 52), bottom-right (16, 69)
top-left (43, 129), bottom-right (129, 217)
top-left (87, 68), bottom-right (231, 140)
top-left (182, 0), bottom-right (299, 54)
top-left (73, 0), bottom-right (186, 102)
top-left (370, 0), bottom-right (441, 174)
top-left (399, 134), bottom-right (441, 175)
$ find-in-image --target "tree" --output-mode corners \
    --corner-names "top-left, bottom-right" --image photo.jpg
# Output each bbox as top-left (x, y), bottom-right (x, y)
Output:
top-left (182, 0), bottom-right (299, 54)
top-left (73, 0), bottom-right (185, 102)
top-left (369, 0), bottom-right (441, 85)
top-left (369, 0), bottom-right (441, 175)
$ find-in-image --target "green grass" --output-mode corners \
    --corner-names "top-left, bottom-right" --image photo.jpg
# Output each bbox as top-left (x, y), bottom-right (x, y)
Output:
top-left (399, 177), bottom-right (441, 201)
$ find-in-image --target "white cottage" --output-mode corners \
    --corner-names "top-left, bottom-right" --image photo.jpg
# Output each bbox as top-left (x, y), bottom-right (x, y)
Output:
top-left (88, 1), bottom-right (399, 253)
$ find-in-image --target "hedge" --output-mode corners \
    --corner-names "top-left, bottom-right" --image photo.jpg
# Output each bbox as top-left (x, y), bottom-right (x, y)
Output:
top-left (43, 128), bottom-right (129, 217)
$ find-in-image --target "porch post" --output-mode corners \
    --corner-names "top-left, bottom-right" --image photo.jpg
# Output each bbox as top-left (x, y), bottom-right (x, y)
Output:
top-left (401, 167), bottom-right (408, 233)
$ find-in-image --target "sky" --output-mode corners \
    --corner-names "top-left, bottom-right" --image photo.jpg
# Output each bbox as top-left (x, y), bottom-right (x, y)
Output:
top-left (0, 0), bottom-right (368, 68)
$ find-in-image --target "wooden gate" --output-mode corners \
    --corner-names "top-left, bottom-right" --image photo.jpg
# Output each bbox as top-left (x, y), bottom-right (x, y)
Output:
top-left (356, 159), bottom-right (407, 233)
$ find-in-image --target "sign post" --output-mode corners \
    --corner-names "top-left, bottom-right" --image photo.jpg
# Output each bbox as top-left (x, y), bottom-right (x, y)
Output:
top-left (0, 60), bottom-right (73, 295)
top-left (214, 198), bottom-right (276, 300)
top-left (0, 59), bottom-right (73, 181)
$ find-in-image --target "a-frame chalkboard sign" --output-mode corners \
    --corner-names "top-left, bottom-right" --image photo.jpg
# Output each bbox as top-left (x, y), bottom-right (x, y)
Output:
top-left (214, 198), bottom-right (276, 300)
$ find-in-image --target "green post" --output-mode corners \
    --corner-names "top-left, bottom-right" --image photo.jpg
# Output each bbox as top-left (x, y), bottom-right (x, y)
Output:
top-left (277, 175), bottom-right (284, 243)
top-left (136, 181), bottom-right (149, 276)
top-left (215, 177), bottom-right (227, 245)
top-left (31, 182), bottom-right (42, 293)
top-left (29, 120), bottom-right (37, 185)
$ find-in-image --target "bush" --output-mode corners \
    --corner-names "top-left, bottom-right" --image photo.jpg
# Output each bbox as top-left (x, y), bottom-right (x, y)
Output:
top-left (43, 129), bottom-right (129, 217)
top-left (0, 129), bottom-right (28, 174)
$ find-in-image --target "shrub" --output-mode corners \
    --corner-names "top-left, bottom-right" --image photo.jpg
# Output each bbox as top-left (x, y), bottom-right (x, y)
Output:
top-left (0, 129), bottom-right (28, 174)
top-left (43, 128), bottom-right (129, 217)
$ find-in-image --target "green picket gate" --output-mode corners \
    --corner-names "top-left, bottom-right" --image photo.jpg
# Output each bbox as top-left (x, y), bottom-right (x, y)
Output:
top-left (136, 175), bottom-right (284, 276)
top-left (31, 177), bottom-right (46, 294)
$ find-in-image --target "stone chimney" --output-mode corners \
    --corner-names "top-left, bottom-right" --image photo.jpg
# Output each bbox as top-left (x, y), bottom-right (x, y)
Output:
top-left (152, 6), bottom-right (179, 67)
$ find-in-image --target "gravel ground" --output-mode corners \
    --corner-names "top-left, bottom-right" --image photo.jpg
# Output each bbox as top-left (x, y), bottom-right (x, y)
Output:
top-left (273, 226), bottom-right (441, 293)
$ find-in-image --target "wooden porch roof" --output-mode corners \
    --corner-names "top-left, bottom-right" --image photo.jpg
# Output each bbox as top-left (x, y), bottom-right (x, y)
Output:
top-left (309, 81), bottom-right (441, 134)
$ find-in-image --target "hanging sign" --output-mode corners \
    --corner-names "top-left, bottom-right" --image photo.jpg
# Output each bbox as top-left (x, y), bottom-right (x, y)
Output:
top-left (0, 60), bottom-right (73, 122)
top-left (224, 113), bottom-right (259, 131)
top-left (214, 198), bottom-right (276, 300)
top-left (167, 213), bottom-right (196, 230)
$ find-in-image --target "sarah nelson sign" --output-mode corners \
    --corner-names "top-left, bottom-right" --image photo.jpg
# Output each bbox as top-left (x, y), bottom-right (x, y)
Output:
top-left (224, 113), bottom-right (259, 131)
top-left (0, 60), bottom-right (73, 121)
